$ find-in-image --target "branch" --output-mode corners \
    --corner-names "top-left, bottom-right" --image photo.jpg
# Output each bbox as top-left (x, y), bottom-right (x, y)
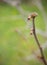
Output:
top-left (28, 12), bottom-right (47, 65)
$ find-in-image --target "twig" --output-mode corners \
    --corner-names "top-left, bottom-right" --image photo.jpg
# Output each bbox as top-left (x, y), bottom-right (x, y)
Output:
top-left (28, 12), bottom-right (47, 65)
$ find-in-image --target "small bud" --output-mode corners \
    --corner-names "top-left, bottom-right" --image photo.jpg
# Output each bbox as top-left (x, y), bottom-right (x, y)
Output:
top-left (31, 12), bottom-right (38, 18)
top-left (30, 32), bottom-right (33, 35)
top-left (30, 31), bottom-right (33, 35)
top-left (30, 28), bottom-right (34, 35)
top-left (28, 15), bottom-right (31, 20)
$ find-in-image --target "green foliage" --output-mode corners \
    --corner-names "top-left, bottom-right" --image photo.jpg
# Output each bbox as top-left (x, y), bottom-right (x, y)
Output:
top-left (20, 0), bottom-right (31, 3)
top-left (0, 2), bottom-right (47, 65)
top-left (41, 0), bottom-right (47, 14)
top-left (0, 2), bottom-right (19, 16)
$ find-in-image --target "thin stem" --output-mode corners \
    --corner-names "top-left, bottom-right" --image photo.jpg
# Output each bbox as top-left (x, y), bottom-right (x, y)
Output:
top-left (32, 18), bottom-right (47, 65)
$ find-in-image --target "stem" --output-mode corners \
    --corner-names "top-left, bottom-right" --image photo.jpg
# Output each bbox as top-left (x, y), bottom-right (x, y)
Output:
top-left (32, 17), bottom-right (47, 65)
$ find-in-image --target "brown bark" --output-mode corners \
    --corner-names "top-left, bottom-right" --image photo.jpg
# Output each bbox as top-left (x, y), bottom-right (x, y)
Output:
top-left (32, 17), bottom-right (47, 65)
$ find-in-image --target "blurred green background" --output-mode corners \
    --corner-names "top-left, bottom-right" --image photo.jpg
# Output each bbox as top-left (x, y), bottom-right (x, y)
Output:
top-left (0, 0), bottom-right (47, 65)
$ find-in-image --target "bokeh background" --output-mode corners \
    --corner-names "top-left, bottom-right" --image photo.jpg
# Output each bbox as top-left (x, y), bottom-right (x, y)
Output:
top-left (0, 0), bottom-right (47, 65)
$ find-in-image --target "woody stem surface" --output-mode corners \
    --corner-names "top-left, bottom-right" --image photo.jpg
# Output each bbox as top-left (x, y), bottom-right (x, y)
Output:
top-left (32, 17), bottom-right (47, 65)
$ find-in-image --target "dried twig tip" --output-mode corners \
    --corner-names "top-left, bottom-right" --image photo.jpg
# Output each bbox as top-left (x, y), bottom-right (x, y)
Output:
top-left (28, 15), bottom-right (31, 20)
top-left (31, 12), bottom-right (38, 18)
